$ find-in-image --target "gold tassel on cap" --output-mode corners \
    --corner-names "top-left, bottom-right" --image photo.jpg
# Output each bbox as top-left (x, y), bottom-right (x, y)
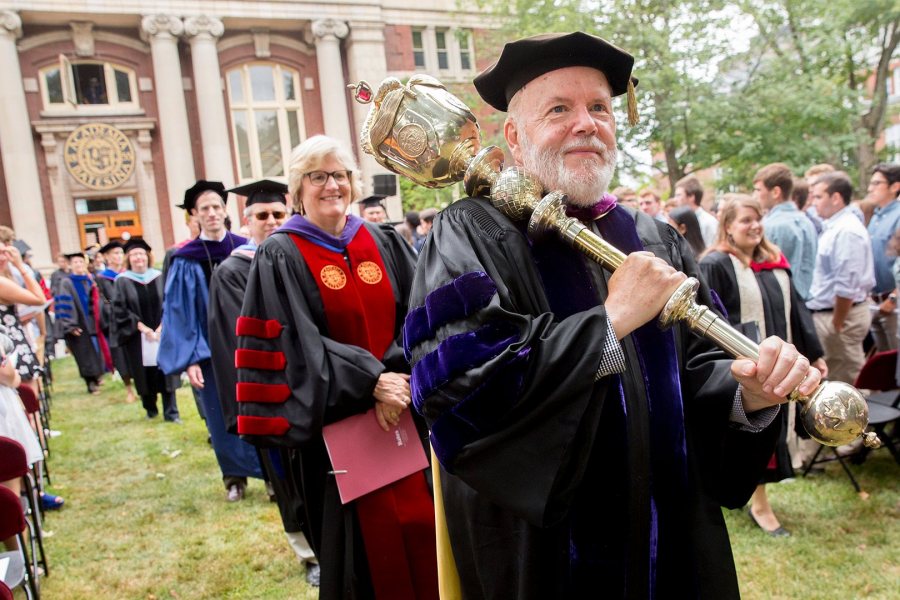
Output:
top-left (627, 78), bottom-right (639, 126)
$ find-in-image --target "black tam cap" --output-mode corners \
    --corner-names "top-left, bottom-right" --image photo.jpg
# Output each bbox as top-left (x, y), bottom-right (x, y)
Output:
top-left (12, 240), bottom-right (31, 255)
top-left (227, 179), bottom-right (288, 206)
top-left (358, 195), bottom-right (387, 209)
top-left (123, 238), bottom-right (151, 254)
top-left (98, 241), bottom-right (123, 254)
top-left (473, 31), bottom-right (638, 122)
top-left (64, 251), bottom-right (86, 261)
top-left (179, 180), bottom-right (227, 211)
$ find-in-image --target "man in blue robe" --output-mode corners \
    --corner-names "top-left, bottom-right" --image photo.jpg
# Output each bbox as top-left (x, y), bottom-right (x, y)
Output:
top-left (159, 180), bottom-right (263, 501)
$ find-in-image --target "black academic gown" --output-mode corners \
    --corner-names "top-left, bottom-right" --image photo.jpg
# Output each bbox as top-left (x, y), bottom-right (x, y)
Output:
top-left (208, 247), bottom-right (306, 536)
top-left (237, 222), bottom-right (419, 600)
top-left (208, 250), bottom-right (251, 435)
top-left (404, 199), bottom-right (779, 600)
top-left (112, 272), bottom-right (180, 396)
top-left (96, 271), bottom-right (130, 377)
top-left (700, 250), bottom-right (824, 482)
top-left (56, 277), bottom-right (105, 380)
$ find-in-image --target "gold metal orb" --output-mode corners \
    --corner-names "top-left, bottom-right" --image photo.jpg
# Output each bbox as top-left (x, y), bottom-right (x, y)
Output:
top-left (799, 381), bottom-right (870, 447)
top-left (488, 166), bottom-right (544, 221)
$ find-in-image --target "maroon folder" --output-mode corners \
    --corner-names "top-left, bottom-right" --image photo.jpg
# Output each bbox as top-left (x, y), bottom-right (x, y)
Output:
top-left (322, 408), bottom-right (429, 504)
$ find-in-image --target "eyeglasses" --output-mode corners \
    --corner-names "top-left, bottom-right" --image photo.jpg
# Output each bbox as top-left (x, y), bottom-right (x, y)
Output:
top-left (252, 210), bottom-right (287, 221)
top-left (869, 179), bottom-right (889, 187)
top-left (304, 170), bottom-right (351, 187)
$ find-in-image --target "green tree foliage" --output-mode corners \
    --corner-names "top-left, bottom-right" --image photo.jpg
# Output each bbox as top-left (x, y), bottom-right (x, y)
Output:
top-left (462, 0), bottom-right (898, 193)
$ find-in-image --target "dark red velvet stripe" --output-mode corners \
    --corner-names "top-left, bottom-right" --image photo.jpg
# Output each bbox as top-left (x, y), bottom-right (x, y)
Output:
top-left (236, 415), bottom-right (290, 436)
top-left (235, 316), bottom-right (283, 339)
top-left (236, 382), bottom-right (291, 404)
top-left (355, 473), bottom-right (439, 600)
top-left (289, 227), bottom-right (396, 359)
top-left (235, 349), bottom-right (286, 370)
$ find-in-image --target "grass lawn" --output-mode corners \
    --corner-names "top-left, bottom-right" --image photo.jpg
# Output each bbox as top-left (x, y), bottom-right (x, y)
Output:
top-left (39, 357), bottom-right (315, 600)
top-left (36, 357), bottom-right (898, 599)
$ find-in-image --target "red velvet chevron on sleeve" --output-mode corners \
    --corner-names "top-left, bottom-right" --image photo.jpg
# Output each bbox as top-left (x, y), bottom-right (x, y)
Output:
top-left (237, 415), bottom-right (290, 436)
top-left (235, 349), bottom-right (287, 370)
top-left (235, 316), bottom-right (283, 339)
top-left (236, 382), bottom-right (291, 403)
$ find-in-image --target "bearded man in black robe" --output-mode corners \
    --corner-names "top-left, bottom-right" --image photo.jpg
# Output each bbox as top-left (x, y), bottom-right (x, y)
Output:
top-left (403, 32), bottom-right (823, 599)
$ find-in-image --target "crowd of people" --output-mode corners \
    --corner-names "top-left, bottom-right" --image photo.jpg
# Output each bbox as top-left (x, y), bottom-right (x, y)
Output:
top-left (1, 29), bottom-right (897, 599)
top-left (619, 161), bottom-right (900, 537)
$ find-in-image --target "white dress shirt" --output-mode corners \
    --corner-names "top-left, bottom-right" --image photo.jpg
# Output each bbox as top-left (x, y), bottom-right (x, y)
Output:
top-left (806, 206), bottom-right (875, 310)
top-left (695, 207), bottom-right (719, 249)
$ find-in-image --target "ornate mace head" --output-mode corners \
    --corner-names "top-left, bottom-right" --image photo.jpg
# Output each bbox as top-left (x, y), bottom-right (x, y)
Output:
top-left (350, 76), bottom-right (482, 189)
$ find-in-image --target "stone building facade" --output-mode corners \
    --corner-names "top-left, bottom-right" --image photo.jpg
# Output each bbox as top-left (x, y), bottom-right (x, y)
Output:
top-left (0, 1), bottom-right (495, 267)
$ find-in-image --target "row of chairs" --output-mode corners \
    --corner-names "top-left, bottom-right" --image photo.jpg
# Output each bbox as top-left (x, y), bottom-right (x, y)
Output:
top-left (0, 367), bottom-right (54, 599)
top-left (0, 438), bottom-right (43, 599)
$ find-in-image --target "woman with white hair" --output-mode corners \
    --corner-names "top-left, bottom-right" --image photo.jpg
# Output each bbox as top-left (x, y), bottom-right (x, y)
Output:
top-left (236, 136), bottom-right (437, 599)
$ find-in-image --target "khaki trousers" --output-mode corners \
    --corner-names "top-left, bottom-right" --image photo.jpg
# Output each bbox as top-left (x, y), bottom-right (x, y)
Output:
top-left (812, 302), bottom-right (872, 385)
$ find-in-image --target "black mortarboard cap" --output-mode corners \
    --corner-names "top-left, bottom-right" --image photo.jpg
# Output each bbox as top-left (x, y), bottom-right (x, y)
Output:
top-left (226, 179), bottom-right (288, 206)
top-left (179, 180), bottom-right (227, 211)
top-left (64, 251), bottom-right (86, 260)
top-left (473, 32), bottom-right (639, 123)
top-left (98, 240), bottom-right (123, 254)
top-left (358, 195), bottom-right (387, 209)
top-left (123, 238), bottom-right (152, 254)
top-left (12, 240), bottom-right (31, 255)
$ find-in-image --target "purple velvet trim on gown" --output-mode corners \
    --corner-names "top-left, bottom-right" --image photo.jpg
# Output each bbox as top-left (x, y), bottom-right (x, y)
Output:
top-left (277, 214), bottom-right (364, 251)
top-left (708, 288), bottom-right (729, 319)
top-left (596, 206), bottom-right (687, 599)
top-left (403, 272), bottom-right (498, 359)
top-left (429, 347), bottom-right (531, 469)
top-left (174, 232), bottom-right (247, 262)
top-left (410, 321), bottom-right (519, 411)
top-left (564, 193), bottom-right (617, 221)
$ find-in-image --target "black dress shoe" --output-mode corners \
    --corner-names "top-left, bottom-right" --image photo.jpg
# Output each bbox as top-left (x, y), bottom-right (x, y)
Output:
top-left (748, 508), bottom-right (791, 537)
top-left (305, 563), bottom-right (320, 587)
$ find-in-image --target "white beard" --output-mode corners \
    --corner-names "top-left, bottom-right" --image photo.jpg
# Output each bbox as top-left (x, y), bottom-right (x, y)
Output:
top-left (519, 132), bottom-right (617, 208)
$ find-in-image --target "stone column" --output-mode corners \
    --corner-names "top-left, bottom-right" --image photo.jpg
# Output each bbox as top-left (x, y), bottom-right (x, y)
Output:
top-left (345, 21), bottom-right (390, 201)
top-left (312, 19), bottom-right (352, 145)
top-left (184, 16), bottom-right (239, 225)
top-left (141, 15), bottom-right (194, 243)
top-left (0, 11), bottom-right (53, 267)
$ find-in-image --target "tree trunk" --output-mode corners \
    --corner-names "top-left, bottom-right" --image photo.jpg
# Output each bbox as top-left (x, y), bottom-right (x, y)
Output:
top-left (856, 18), bottom-right (900, 189)
top-left (664, 138), bottom-right (684, 192)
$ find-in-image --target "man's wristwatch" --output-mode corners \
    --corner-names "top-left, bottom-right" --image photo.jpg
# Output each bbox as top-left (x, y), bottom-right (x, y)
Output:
top-left (889, 294), bottom-right (897, 303)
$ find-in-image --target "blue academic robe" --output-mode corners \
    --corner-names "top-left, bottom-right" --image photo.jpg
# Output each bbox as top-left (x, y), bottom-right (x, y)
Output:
top-left (160, 244), bottom-right (262, 481)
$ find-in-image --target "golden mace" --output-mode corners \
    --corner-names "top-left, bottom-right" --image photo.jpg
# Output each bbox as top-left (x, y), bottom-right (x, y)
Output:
top-left (349, 76), bottom-right (880, 449)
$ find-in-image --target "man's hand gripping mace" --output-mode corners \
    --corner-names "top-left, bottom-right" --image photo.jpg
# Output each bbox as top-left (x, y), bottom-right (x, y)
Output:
top-left (350, 76), bottom-right (880, 449)
top-left (472, 149), bottom-right (878, 450)
top-left (526, 184), bottom-right (880, 450)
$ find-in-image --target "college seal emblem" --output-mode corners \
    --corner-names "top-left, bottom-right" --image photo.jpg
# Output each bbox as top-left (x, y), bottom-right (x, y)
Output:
top-left (320, 265), bottom-right (347, 290)
top-left (356, 261), bottom-right (383, 284)
top-left (64, 123), bottom-right (135, 191)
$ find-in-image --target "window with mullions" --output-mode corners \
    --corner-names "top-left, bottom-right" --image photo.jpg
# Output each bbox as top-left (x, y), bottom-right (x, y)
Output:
top-left (412, 29), bottom-right (426, 69)
top-left (458, 30), bottom-right (473, 71)
top-left (435, 30), bottom-right (449, 70)
top-left (40, 57), bottom-right (137, 110)
top-left (408, 28), bottom-right (475, 76)
top-left (227, 63), bottom-right (306, 181)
